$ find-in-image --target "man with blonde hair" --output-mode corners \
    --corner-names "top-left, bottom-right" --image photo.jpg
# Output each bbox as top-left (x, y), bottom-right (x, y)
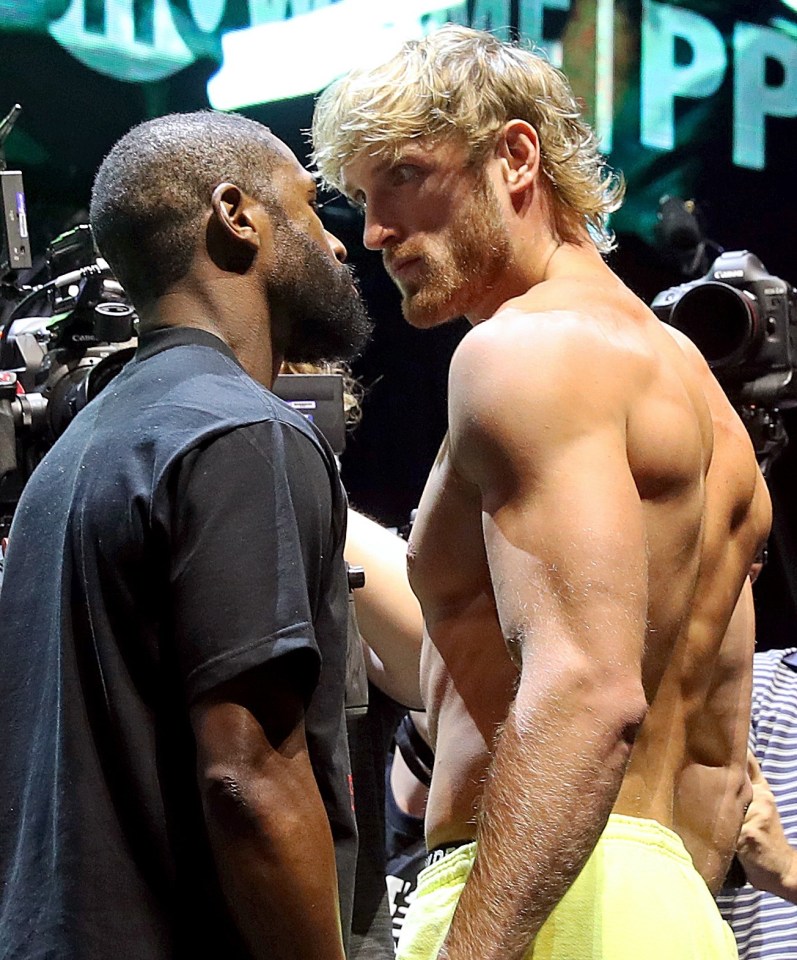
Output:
top-left (312, 24), bottom-right (771, 960)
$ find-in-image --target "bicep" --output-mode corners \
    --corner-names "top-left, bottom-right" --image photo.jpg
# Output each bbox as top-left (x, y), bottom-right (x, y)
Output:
top-left (448, 319), bottom-right (649, 677)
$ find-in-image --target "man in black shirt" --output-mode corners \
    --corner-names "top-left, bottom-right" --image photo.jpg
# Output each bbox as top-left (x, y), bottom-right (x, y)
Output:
top-left (0, 111), bottom-right (370, 960)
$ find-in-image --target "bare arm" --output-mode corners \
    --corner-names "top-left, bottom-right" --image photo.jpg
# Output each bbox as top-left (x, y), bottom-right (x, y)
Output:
top-left (737, 750), bottom-right (797, 903)
top-left (345, 508), bottom-right (424, 708)
top-left (190, 663), bottom-right (345, 960)
top-left (440, 319), bottom-right (649, 959)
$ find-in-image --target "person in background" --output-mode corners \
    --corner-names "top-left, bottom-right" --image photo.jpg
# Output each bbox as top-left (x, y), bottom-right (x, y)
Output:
top-left (345, 508), bottom-right (425, 958)
top-left (718, 647), bottom-right (797, 959)
top-left (0, 110), bottom-right (371, 960)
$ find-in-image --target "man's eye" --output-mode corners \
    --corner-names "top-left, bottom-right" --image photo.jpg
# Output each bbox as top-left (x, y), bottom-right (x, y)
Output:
top-left (390, 164), bottom-right (419, 185)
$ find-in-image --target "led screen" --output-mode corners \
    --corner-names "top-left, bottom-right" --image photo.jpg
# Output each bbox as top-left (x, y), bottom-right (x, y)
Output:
top-left (0, 1), bottom-right (794, 267)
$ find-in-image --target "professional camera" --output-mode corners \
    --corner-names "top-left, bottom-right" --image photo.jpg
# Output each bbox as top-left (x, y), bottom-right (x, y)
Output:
top-left (0, 224), bottom-right (137, 535)
top-left (651, 250), bottom-right (797, 406)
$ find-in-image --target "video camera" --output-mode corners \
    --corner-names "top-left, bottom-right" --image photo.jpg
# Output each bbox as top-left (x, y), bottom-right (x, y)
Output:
top-left (0, 223), bottom-right (137, 535)
top-left (651, 249), bottom-right (796, 473)
top-left (651, 250), bottom-right (797, 406)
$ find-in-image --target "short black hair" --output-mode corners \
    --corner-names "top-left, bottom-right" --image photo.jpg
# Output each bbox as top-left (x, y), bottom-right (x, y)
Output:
top-left (90, 111), bottom-right (284, 308)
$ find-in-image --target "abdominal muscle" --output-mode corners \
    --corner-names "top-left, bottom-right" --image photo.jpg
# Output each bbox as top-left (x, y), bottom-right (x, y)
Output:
top-left (421, 569), bottom-right (757, 896)
top-left (420, 600), bottom-right (518, 850)
top-left (422, 598), bottom-right (747, 887)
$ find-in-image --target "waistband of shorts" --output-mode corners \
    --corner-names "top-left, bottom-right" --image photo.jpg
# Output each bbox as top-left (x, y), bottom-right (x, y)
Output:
top-left (417, 815), bottom-right (693, 891)
top-left (598, 814), bottom-right (693, 866)
top-left (424, 839), bottom-right (474, 870)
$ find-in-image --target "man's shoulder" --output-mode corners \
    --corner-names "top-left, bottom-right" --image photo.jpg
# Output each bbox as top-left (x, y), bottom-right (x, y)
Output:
top-left (445, 277), bottom-right (721, 495)
top-left (446, 307), bottom-right (638, 489)
top-left (457, 274), bottom-right (655, 371)
top-left (79, 343), bottom-right (334, 488)
top-left (449, 291), bottom-right (654, 424)
top-left (116, 340), bottom-right (318, 439)
top-left (452, 307), bottom-right (598, 391)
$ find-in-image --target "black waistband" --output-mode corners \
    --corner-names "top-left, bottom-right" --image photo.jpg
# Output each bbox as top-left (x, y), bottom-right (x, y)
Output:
top-left (395, 713), bottom-right (434, 788)
top-left (424, 839), bottom-right (472, 869)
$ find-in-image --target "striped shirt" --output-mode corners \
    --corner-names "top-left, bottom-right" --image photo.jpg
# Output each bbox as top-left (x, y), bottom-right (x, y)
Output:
top-left (717, 648), bottom-right (797, 960)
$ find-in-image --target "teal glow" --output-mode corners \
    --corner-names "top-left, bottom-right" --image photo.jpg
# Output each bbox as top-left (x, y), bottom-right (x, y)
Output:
top-left (771, 16), bottom-right (797, 39)
top-left (48, 0), bottom-right (195, 83)
top-left (208, 0), bottom-right (463, 109)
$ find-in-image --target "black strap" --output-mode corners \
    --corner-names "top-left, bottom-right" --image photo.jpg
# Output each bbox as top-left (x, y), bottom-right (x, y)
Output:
top-left (394, 713), bottom-right (434, 788)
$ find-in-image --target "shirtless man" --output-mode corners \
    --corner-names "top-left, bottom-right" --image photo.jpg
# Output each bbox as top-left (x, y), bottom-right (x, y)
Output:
top-left (312, 24), bottom-right (771, 960)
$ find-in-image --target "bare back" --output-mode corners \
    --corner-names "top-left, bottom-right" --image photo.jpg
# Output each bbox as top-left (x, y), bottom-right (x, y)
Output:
top-left (409, 259), bottom-right (771, 889)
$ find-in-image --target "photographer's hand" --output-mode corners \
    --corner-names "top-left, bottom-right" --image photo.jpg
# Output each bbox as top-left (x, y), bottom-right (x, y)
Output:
top-left (737, 750), bottom-right (797, 903)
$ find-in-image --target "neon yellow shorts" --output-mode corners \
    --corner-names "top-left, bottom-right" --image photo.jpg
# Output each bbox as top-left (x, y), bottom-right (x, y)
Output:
top-left (396, 814), bottom-right (738, 960)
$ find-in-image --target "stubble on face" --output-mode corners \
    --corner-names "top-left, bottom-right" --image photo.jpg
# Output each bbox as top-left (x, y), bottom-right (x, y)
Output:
top-left (395, 170), bottom-right (512, 328)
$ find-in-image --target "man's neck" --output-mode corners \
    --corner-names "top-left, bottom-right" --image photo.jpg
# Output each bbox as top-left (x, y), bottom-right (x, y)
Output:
top-left (141, 286), bottom-right (277, 388)
top-left (467, 237), bottom-right (604, 325)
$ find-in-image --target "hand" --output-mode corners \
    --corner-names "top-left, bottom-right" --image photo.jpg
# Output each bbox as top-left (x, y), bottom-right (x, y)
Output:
top-left (736, 750), bottom-right (797, 902)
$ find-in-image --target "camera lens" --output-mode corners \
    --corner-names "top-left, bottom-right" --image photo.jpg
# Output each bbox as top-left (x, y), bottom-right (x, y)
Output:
top-left (94, 301), bottom-right (135, 343)
top-left (670, 282), bottom-right (760, 371)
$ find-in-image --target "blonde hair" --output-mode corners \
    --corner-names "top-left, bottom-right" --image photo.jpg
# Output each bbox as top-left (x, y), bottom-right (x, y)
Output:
top-left (311, 24), bottom-right (624, 252)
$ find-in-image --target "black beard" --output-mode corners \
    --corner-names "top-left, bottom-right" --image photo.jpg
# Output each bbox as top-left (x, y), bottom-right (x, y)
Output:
top-left (270, 222), bottom-right (372, 364)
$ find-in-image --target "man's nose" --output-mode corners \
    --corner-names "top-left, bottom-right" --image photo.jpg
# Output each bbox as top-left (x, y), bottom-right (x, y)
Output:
top-left (362, 207), bottom-right (399, 251)
top-left (325, 230), bottom-right (348, 263)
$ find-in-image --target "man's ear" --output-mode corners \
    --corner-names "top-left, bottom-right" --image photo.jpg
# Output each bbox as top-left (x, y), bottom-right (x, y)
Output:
top-left (495, 120), bottom-right (540, 197)
top-left (207, 182), bottom-right (265, 272)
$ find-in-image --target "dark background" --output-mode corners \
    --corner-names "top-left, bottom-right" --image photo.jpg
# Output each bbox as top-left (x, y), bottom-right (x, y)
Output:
top-left (1, 0), bottom-right (796, 648)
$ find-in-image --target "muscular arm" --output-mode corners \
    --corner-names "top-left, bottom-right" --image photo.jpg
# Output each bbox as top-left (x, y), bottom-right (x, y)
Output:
top-left (171, 424), bottom-right (350, 960)
top-left (345, 508), bottom-right (424, 708)
top-left (191, 662), bottom-right (345, 960)
top-left (441, 319), bottom-right (649, 959)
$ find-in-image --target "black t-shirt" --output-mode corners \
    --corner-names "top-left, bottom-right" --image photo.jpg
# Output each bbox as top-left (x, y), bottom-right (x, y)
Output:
top-left (0, 327), bottom-right (356, 958)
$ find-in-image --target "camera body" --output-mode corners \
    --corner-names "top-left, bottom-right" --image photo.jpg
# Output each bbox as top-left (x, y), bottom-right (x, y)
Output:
top-left (0, 226), bottom-right (137, 535)
top-left (651, 251), bottom-right (797, 406)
